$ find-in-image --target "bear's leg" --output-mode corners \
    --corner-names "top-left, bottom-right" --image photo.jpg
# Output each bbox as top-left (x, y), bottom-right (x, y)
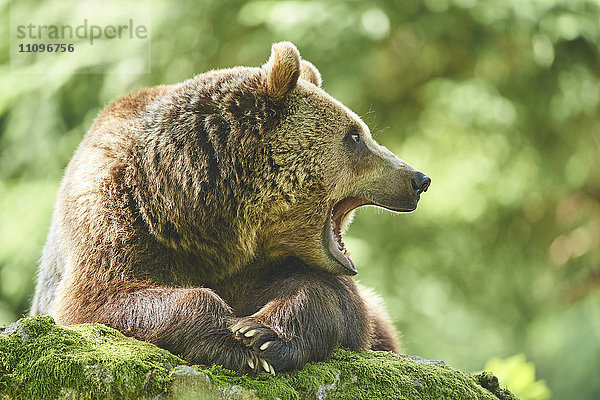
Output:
top-left (55, 286), bottom-right (270, 374)
top-left (228, 265), bottom-right (373, 373)
top-left (357, 284), bottom-right (401, 353)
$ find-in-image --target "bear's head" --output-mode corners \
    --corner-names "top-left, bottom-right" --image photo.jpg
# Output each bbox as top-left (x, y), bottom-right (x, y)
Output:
top-left (253, 42), bottom-right (430, 276)
top-left (133, 42), bottom-right (429, 277)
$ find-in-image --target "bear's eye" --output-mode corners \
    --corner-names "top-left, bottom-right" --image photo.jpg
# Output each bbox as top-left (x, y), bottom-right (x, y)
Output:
top-left (345, 127), bottom-right (364, 151)
top-left (346, 128), bottom-right (361, 144)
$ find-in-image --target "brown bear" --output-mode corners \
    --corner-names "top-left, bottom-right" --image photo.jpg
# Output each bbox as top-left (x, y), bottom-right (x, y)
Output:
top-left (30, 42), bottom-right (430, 374)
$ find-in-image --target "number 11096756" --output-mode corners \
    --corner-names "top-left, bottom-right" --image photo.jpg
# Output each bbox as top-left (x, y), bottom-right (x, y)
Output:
top-left (19, 43), bottom-right (74, 52)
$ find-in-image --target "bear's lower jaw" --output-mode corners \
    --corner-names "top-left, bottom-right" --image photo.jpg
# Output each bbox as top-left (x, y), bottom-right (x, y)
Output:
top-left (325, 219), bottom-right (356, 275)
top-left (324, 197), bottom-right (370, 275)
top-left (324, 196), bottom-right (420, 275)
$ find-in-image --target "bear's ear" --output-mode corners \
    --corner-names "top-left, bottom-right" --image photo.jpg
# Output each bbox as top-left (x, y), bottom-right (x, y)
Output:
top-left (263, 41), bottom-right (301, 101)
top-left (300, 60), bottom-right (322, 87)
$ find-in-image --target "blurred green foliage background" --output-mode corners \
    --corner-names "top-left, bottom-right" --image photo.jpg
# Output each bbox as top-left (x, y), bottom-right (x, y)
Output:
top-left (1, 0), bottom-right (599, 398)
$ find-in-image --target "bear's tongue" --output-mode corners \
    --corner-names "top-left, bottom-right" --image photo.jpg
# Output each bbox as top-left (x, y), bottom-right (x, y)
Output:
top-left (328, 197), bottom-right (371, 275)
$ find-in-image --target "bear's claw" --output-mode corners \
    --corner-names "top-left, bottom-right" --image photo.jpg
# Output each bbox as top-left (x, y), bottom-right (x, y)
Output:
top-left (231, 318), bottom-right (282, 374)
top-left (231, 321), bottom-right (251, 334)
top-left (260, 341), bottom-right (273, 350)
top-left (231, 319), bottom-right (277, 348)
top-left (261, 358), bottom-right (276, 375)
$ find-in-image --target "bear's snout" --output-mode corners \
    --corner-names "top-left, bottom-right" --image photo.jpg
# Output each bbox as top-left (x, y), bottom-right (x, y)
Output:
top-left (410, 172), bottom-right (431, 196)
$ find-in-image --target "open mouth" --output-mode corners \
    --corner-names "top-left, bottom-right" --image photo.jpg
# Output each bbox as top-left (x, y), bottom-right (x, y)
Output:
top-left (326, 197), bottom-right (369, 275)
top-left (324, 196), bottom-right (419, 275)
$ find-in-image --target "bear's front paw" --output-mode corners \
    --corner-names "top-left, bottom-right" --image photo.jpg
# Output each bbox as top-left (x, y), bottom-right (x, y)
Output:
top-left (230, 318), bottom-right (285, 374)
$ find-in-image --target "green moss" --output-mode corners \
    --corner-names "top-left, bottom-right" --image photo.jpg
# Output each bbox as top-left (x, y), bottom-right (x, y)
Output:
top-left (199, 350), bottom-right (512, 400)
top-left (0, 317), bottom-right (517, 400)
top-left (475, 372), bottom-right (519, 400)
top-left (0, 316), bottom-right (185, 399)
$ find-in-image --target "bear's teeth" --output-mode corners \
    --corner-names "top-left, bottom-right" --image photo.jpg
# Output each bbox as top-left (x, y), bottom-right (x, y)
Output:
top-left (330, 207), bottom-right (351, 259)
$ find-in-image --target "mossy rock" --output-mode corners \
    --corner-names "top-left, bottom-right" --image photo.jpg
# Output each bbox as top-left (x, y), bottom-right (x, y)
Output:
top-left (0, 316), bottom-right (517, 400)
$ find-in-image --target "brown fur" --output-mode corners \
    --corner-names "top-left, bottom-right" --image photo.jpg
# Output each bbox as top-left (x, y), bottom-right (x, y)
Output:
top-left (30, 42), bottom-right (430, 374)
top-left (300, 60), bottom-right (322, 87)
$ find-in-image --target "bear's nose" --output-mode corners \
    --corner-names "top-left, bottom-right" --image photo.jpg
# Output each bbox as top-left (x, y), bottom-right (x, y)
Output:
top-left (410, 172), bottom-right (431, 195)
